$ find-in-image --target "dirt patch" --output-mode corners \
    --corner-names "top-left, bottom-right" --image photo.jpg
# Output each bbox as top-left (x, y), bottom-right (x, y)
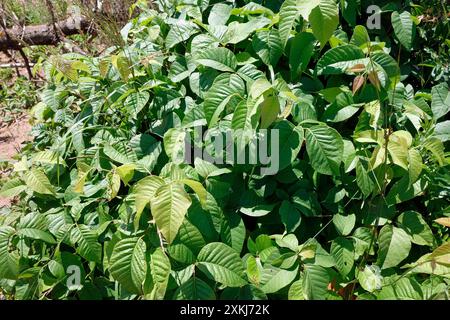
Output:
top-left (0, 115), bottom-right (32, 208)
top-left (0, 115), bottom-right (31, 160)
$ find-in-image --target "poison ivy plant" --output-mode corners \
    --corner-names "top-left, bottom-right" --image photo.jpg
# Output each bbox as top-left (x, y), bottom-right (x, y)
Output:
top-left (0, 0), bottom-right (449, 300)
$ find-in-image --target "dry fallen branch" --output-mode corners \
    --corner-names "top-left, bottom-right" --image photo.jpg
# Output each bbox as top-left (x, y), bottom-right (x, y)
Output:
top-left (0, 16), bottom-right (91, 50)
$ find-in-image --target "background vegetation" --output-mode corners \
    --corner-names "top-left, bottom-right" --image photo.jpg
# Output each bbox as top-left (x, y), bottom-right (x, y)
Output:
top-left (0, 0), bottom-right (449, 300)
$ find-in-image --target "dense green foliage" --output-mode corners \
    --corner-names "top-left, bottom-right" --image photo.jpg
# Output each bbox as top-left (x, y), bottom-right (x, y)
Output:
top-left (0, 0), bottom-right (449, 300)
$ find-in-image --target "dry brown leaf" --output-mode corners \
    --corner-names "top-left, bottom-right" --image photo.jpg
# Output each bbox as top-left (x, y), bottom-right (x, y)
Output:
top-left (352, 75), bottom-right (365, 94)
top-left (435, 217), bottom-right (450, 227)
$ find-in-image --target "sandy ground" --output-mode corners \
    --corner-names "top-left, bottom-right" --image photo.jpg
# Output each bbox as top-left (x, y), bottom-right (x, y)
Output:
top-left (0, 49), bottom-right (33, 208)
top-left (0, 116), bottom-right (32, 207)
top-left (0, 116), bottom-right (31, 159)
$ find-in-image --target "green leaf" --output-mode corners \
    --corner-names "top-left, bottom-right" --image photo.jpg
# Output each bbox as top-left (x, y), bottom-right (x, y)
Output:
top-left (350, 25), bottom-right (370, 48)
top-left (180, 179), bottom-right (207, 205)
top-left (385, 177), bottom-right (425, 206)
top-left (116, 163), bottom-right (136, 185)
top-left (146, 248), bottom-right (171, 299)
top-left (208, 3), bottom-right (231, 25)
top-left (194, 158), bottom-right (231, 179)
top-left (422, 137), bottom-right (445, 166)
top-left (110, 237), bottom-right (147, 294)
top-left (371, 51), bottom-right (400, 88)
top-left (332, 213), bottom-right (356, 236)
top-left (249, 77), bottom-right (272, 100)
top-left (260, 93), bottom-right (281, 129)
top-left (330, 237), bottom-right (354, 277)
top-left (103, 143), bottom-right (136, 165)
top-left (343, 139), bottom-right (357, 172)
top-left (246, 255), bottom-right (262, 285)
top-left (232, 98), bottom-right (260, 133)
top-left (151, 183), bottom-right (192, 244)
top-left (220, 213), bottom-right (246, 254)
top-left (278, 0), bottom-right (320, 48)
top-left (107, 171), bottom-right (121, 200)
top-left (377, 225), bottom-right (411, 269)
top-left (191, 34), bottom-right (219, 55)
top-left (316, 44), bottom-right (365, 75)
top-left (133, 175), bottom-right (166, 225)
top-left (175, 217), bottom-right (208, 255)
top-left (168, 244), bottom-right (196, 265)
top-left (292, 189), bottom-right (322, 217)
top-left (221, 16), bottom-right (271, 44)
top-left (196, 47), bottom-right (237, 72)
top-left (32, 150), bottom-right (66, 166)
top-left (397, 211), bottom-right (434, 246)
top-left (252, 29), bottom-right (283, 66)
top-left (124, 91), bottom-right (150, 117)
top-left (41, 87), bottom-right (64, 111)
top-left (166, 20), bottom-right (199, 49)
top-left (278, 0), bottom-right (298, 48)
top-left (356, 160), bottom-right (374, 197)
top-left (407, 148), bottom-right (422, 186)
top-left (323, 92), bottom-right (362, 123)
top-left (75, 225), bottom-right (102, 263)
top-left (394, 277), bottom-right (423, 300)
top-left (431, 83), bottom-right (450, 120)
top-left (341, 0), bottom-right (357, 26)
top-left (74, 162), bottom-right (91, 193)
top-left (204, 73), bottom-right (245, 127)
top-left (169, 55), bottom-right (195, 83)
top-left (18, 228), bottom-right (56, 244)
top-left (305, 124), bottom-right (344, 175)
top-left (288, 279), bottom-right (305, 300)
top-left (112, 56), bottom-right (131, 81)
top-left (164, 128), bottom-right (187, 163)
top-left (98, 58), bottom-right (110, 77)
top-left (434, 120), bottom-right (450, 142)
top-left (303, 265), bottom-right (330, 300)
top-left (0, 226), bottom-right (19, 280)
top-left (260, 264), bottom-right (298, 294)
top-left (274, 120), bottom-right (304, 171)
top-left (279, 200), bottom-right (302, 233)
top-left (24, 168), bottom-right (55, 195)
top-left (0, 178), bottom-right (27, 197)
top-left (391, 11), bottom-right (415, 51)
top-left (357, 265), bottom-right (382, 293)
top-left (172, 277), bottom-right (216, 300)
top-left (309, 0), bottom-right (339, 48)
top-left (240, 204), bottom-right (276, 217)
top-left (197, 242), bottom-right (246, 287)
top-left (405, 254), bottom-right (450, 277)
top-left (237, 64), bottom-right (265, 82)
top-left (289, 32), bottom-right (316, 80)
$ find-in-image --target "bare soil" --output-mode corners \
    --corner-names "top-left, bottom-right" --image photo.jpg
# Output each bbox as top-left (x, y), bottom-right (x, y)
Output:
top-left (0, 49), bottom-right (33, 208)
top-left (0, 116), bottom-right (32, 208)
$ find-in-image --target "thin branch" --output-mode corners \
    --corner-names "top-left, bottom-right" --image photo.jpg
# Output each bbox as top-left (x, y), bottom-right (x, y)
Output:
top-left (17, 47), bottom-right (34, 80)
top-left (45, 0), bottom-right (62, 43)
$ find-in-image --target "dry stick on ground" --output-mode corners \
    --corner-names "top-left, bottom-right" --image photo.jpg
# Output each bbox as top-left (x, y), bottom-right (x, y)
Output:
top-left (0, 62), bottom-right (35, 68)
top-left (0, 50), bottom-right (21, 77)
